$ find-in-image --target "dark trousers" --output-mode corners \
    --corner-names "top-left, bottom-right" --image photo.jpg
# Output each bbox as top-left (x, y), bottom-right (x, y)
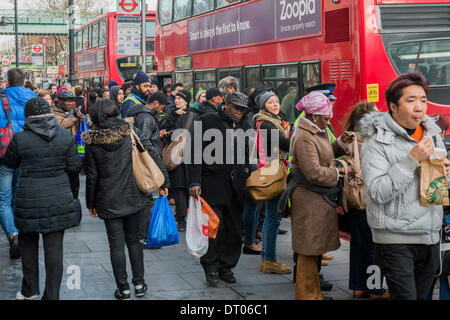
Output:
top-left (201, 195), bottom-right (243, 274)
top-left (19, 230), bottom-right (65, 300)
top-left (374, 243), bottom-right (440, 300)
top-left (139, 195), bottom-right (155, 240)
top-left (346, 208), bottom-right (380, 291)
top-left (104, 212), bottom-right (145, 291)
top-left (173, 187), bottom-right (189, 223)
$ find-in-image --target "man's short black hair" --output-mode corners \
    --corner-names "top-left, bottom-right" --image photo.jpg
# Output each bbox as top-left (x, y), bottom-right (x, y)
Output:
top-left (147, 91), bottom-right (168, 106)
top-left (170, 82), bottom-right (183, 92)
top-left (7, 68), bottom-right (26, 87)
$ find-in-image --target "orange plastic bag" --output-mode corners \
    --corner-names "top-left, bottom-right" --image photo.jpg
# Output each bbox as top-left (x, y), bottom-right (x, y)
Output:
top-left (199, 196), bottom-right (220, 239)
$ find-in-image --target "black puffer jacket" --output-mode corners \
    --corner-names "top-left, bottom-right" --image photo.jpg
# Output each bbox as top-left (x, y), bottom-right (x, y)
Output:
top-left (1, 115), bottom-right (82, 233)
top-left (197, 100), bottom-right (219, 116)
top-left (126, 104), bottom-right (170, 188)
top-left (82, 117), bottom-right (147, 220)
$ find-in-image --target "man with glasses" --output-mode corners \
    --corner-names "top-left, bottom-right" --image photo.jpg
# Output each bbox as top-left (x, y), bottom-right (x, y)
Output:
top-left (120, 70), bottom-right (152, 118)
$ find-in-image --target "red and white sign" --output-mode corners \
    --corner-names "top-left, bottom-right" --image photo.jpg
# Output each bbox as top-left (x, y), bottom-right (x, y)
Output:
top-left (32, 44), bottom-right (43, 54)
top-left (2, 59), bottom-right (9, 66)
top-left (41, 39), bottom-right (47, 46)
top-left (117, 0), bottom-right (141, 15)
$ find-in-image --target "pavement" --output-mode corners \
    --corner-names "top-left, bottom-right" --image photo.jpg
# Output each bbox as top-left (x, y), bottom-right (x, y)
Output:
top-left (0, 177), bottom-right (441, 300)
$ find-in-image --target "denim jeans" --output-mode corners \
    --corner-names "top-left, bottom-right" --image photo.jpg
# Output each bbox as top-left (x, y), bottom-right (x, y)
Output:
top-left (242, 193), bottom-right (261, 246)
top-left (261, 195), bottom-right (282, 261)
top-left (0, 165), bottom-right (20, 238)
top-left (104, 212), bottom-right (145, 291)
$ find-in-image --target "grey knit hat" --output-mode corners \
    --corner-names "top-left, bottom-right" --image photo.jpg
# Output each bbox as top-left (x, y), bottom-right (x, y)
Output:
top-left (255, 91), bottom-right (276, 110)
top-left (25, 97), bottom-right (51, 118)
top-left (225, 92), bottom-right (248, 108)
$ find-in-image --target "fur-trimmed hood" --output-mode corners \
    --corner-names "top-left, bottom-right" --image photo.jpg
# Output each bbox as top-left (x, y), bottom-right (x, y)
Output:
top-left (81, 123), bottom-right (131, 145)
top-left (356, 111), bottom-right (441, 143)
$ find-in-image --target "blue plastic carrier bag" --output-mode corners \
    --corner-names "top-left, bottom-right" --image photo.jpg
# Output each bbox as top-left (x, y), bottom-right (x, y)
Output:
top-left (75, 118), bottom-right (89, 157)
top-left (146, 195), bottom-right (180, 247)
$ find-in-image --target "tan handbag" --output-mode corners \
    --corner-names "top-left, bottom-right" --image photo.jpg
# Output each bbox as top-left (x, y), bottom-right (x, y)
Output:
top-left (337, 132), bottom-right (366, 212)
top-left (245, 122), bottom-right (288, 203)
top-left (163, 112), bottom-right (194, 172)
top-left (129, 127), bottom-right (165, 194)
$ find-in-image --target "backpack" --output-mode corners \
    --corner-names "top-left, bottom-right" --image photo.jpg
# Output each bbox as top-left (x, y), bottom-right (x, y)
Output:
top-left (337, 132), bottom-right (366, 212)
top-left (0, 93), bottom-right (14, 157)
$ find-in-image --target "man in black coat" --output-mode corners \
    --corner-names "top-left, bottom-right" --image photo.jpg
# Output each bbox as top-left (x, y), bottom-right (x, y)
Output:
top-left (127, 92), bottom-right (171, 245)
top-left (188, 91), bottom-right (252, 286)
top-left (197, 87), bottom-right (226, 115)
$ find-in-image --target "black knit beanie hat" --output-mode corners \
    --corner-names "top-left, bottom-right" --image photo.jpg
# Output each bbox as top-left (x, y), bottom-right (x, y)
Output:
top-left (25, 97), bottom-right (51, 118)
top-left (176, 89), bottom-right (192, 105)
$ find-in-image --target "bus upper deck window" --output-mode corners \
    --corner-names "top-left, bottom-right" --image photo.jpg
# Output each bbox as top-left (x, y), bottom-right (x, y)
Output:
top-left (388, 39), bottom-right (450, 86)
top-left (194, 0), bottom-right (214, 15)
top-left (174, 0), bottom-right (192, 21)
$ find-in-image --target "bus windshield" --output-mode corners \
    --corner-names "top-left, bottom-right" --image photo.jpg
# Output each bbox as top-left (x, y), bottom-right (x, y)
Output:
top-left (388, 39), bottom-right (450, 86)
top-left (116, 56), bottom-right (142, 81)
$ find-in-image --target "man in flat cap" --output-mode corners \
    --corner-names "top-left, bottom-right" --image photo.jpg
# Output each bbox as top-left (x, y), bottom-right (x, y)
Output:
top-left (188, 91), bottom-right (253, 286)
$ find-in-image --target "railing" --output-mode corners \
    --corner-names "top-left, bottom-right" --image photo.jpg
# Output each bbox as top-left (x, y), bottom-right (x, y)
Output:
top-left (1, 10), bottom-right (101, 26)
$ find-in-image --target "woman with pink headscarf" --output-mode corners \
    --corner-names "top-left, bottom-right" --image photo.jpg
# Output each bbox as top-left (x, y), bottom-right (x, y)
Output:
top-left (289, 91), bottom-right (353, 300)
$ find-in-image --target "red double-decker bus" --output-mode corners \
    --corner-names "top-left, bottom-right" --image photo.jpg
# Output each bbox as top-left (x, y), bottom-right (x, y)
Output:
top-left (73, 11), bottom-right (156, 90)
top-left (154, 0), bottom-right (450, 136)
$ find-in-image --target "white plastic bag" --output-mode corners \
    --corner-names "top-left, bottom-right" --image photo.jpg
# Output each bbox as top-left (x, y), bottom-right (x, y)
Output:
top-left (186, 197), bottom-right (209, 258)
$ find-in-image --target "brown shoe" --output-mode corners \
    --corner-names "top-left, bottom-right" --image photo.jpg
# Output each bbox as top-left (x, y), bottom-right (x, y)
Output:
top-left (321, 259), bottom-right (328, 266)
top-left (353, 289), bottom-right (369, 299)
top-left (322, 254), bottom-right (334, 260)
top-left (370, 290), bottom-right (390, 300)
top-left (259, 259), bottom-right (265, 272)
top-left (261, 259), bottom-right (291, 274)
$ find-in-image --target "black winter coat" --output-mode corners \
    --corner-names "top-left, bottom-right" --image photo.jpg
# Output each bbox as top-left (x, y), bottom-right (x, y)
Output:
top-left (2, 115), bottom-right (82, 233)
top-left (127, 104), bottom-right (170, 188)
top-left (82, 118), bottom-right (147, 220)
top-left (162, 105), bottom-right (200, 189)
top-left (197, 100), bottom-right (219, 116)
top-left (188, 107), bottom-right (253, 206)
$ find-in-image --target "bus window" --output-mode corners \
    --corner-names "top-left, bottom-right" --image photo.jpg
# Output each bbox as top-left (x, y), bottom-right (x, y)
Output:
top-left (216, 0), bottom-right (241, 9)
top-left (194, 70), bottom-right (216, 95)
top-left (193, 0), bottom-right (214, 15)
top-left (388, 39), bottom-right (450, 86)
top-left (75, 31), bottom-right (82, 52)
top-left (174, 0), bottom-right (192, 21)
top-left (246, 67), bottom-right (261, 90)
top-left (176, 71), bottom-right (194, 101)
top-left (146, 40), bottom-right (155, 52)
top-left (116, 56), bottom-right (143, 82)
top-left (218, 68), bottom-right (241, 91)
top-left (262, 65), bottom-right (298, 101)
top-left (92, 23), bottom-right (99, 48)
top-left (82, 27), bottom-right (90, 50)
top-left (159, 0), bottom-right (173, 25)
top-left (145, 21), bottom-right (155, 38)
top-left (302, 62), bottom-right (320, 96)
top-left (99, 20), bottom-right (107, 46)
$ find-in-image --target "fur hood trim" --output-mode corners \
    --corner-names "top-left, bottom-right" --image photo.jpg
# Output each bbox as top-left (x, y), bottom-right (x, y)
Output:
top-left (81, 123), bottom-right (131, 145)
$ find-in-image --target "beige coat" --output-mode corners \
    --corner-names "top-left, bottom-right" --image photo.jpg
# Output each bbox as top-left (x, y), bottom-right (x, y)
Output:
top-left (51, 106), bottom-right (79, 138)
top-left (290, 117), bottom-right (346, 256)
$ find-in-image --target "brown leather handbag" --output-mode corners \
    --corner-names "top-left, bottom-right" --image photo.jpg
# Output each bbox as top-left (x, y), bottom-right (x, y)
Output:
top-left (163, 112), bottom-right (194, 172)
top-left (245, 122), bottom-right (288, 203)
top-left (337, 132), bottom-right (366, 212)
top-left (129, 127), bottom-right (165, 194)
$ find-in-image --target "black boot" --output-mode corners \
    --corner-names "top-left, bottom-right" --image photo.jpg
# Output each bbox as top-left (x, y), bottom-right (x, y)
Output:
top-left (319, 273), bottom-right (333, 291)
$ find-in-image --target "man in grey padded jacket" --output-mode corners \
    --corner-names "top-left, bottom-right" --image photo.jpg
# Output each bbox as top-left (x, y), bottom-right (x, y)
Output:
top-left (358, 72), bottom-right (450, 300)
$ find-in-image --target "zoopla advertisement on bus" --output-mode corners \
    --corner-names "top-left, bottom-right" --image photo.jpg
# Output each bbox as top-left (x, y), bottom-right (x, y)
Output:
top-left (188, 0), bottom-right (321, 52)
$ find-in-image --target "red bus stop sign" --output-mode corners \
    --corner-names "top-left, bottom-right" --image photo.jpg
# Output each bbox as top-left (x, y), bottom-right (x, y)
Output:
top-left (32, 44), bottom-right (42, 54)
top-left (117, 0), bottom-right (140, 14)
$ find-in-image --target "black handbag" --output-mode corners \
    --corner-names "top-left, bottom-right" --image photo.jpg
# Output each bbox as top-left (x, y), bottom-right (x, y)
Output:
top-left (74, 198), bottom-right (82, 225)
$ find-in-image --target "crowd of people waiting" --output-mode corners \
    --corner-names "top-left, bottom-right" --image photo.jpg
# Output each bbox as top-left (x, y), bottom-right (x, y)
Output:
top-left (0, 67), bottom-right (448, 301)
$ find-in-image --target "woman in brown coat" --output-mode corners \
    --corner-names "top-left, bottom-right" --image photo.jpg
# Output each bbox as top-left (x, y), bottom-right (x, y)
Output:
top-left (290, 91), bottom-right (353, 300)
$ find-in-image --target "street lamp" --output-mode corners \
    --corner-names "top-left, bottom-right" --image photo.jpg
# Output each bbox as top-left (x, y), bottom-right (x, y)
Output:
top-left (0, 0), bottom-right (19, 68)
